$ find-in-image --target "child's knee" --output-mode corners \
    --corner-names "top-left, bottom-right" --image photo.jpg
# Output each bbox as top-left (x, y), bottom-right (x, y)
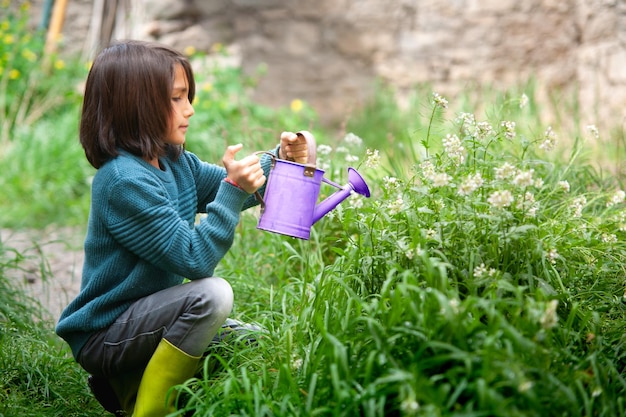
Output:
top-left (197, 277), bottom-right (234, 319)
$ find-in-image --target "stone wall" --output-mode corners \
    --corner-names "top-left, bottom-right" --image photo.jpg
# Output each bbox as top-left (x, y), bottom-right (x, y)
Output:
top-left (24, 0), bottom-right (626, 130)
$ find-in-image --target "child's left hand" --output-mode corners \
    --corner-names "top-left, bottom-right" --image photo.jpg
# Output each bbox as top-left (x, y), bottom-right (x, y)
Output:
top-left (279, 131), bottom-right (310, 163)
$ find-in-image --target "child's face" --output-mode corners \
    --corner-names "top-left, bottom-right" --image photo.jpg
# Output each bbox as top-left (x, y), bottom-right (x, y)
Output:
top-left (166, 64), bottom-right (194, 146)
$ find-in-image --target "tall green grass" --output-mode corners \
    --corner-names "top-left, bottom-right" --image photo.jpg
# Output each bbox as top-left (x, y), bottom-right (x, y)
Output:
top-left (0, 240), bottom-right (100, 416)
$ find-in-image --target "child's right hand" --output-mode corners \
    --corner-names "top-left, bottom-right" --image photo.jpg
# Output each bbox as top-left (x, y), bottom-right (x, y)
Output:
top-left (222, 144), bottom-right (266, 194)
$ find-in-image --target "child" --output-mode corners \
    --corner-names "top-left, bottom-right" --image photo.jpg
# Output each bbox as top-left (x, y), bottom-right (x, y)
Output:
top-left (55, 40), bottom-right (310, 416)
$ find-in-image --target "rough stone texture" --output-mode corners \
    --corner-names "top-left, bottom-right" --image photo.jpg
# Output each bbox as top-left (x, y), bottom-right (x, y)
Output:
top-left (22, 0), bottom-right (626, 130)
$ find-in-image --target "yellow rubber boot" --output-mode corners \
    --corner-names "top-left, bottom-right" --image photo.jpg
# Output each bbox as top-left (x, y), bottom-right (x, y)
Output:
top-left (133, 338), bottom-right (201, 417)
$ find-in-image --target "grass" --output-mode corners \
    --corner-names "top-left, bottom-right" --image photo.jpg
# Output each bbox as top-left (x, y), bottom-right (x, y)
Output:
top-left (0, 245), bottom-right (99, 416)
top-left (2, 6), bottom-right (626, 416)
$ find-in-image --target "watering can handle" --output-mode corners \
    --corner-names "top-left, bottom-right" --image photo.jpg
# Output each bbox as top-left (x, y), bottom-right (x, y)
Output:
top-left (292, 130), bottom-right (317, 166)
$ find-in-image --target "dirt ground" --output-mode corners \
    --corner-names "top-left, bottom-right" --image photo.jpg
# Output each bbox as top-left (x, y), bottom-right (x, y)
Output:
top-left (1, 227), bottom-right (85, 322)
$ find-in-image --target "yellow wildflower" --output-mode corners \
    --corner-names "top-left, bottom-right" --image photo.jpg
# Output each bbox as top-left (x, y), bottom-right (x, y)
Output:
top-left (22, 49), bottom-right (37, 62)
top-left (54, 59), bottom-right (65, 70)
top-left (290, 99), bottom-right (303, 113)
top-left (183, 46), bottom-right (196, 56)
top-left (9, 69), bottom-right (20, 80)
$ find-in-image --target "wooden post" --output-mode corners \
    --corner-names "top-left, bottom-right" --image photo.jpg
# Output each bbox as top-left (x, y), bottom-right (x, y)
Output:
top-left (45, 0), bottom-right (69, 55)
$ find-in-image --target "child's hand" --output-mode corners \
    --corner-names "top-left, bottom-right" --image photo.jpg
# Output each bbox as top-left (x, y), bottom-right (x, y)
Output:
top-left (279, 131), bottom-right (310, 163)
top-left (222, 144), bottom-right (266, 194)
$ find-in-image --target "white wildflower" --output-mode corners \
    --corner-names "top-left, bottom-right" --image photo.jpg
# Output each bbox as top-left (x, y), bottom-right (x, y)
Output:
top-left (432, 92), bottom-right (448, 109)
top-left (607, 190), bottom-right (626, 207)
top-left (400, 399), bottom-right (420, 413)
top-left (474, 263), bottom-right (488, 278)
top-left (319, 161), bottom-right (331, 172)
top-left (570, 196), bottom-right (586, 218)
top-left (291, 355), bottom-right (303, 370)
top-left (432, 172), bottom-right (453, 188)
top-left (516, 191), bottom-right (538, 217)
top-left (518, 381), bottom-right (533, 393)
top-left (476, 121), bottom-right (494, 139)
top-left (540, 299), bottom-right (559, 329)
top-left (539, 126), bottom-right (558, 151)
top-left (601, 233), bottom-right (617, 244)
top-left (546, 248), bottom-right (559, 265)
top-left (526, 206), bottom-right (538, 218)
top-left (317, 144), bottom-right (333, 156)
top-left (586, 124), bottom-right (599, 140)
top-left (558, 181), bottom-right (570, 193)
top-left (523, 191), bottom-right (536, 204)
top-left (458, 172), bottom-right (484, 196)
top-left (348, 193), bottom-right (363, 209)
top-left (456, 112), bottom-right (476, 136)
top-left (501, 120), bottom-right (516, 140)
top-left (487, 190), bottom-right (514, 208)
top-left (420, 160), bottom-right (436, 181)
top-left (345, 154), bottom-right (359, 163)
top-left (365, 148), bottom-right (380, 168)
top-left (336, 146), bottom-right (349, 154)
top-left (388, 195), bottom-right (404, 215)
top-left (383, 176), bottom-right (400, 191)
top-left (425, 228), bottom-right (437, 240)
top-left (495, 162), bottom-right (517, 180)
top-left (519, 93), bottom-right (529, 109)
top-left (442, 133), bottom-right (466, 166)
top-left (512, 169), bottom-right (534, 188)
top-left (343, 132), bottom-right (363, 147)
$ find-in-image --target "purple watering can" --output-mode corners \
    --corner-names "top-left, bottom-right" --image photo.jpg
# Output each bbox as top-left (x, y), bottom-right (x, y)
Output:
top-left (255, 131), bottom-right (371, 240)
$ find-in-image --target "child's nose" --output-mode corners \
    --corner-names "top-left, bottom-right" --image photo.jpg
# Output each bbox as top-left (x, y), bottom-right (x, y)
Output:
top-left (185, 101), bottom-right (195, 117)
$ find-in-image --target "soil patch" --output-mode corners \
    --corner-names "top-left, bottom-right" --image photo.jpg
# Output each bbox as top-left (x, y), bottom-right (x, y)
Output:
top-left (1, 227), bottom-right (84, 322)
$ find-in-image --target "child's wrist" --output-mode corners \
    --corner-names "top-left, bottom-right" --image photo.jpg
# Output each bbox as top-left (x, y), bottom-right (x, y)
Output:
top-left (224, 177), bottom-right (243, 190)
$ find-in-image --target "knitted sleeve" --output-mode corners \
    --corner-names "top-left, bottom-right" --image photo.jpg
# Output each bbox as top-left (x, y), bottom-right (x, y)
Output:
top-left (101, 163), bottom-right (249, 279)
top-left (186, 146), bottom-right (279, 212)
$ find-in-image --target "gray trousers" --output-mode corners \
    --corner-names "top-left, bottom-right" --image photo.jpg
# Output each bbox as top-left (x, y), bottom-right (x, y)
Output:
top-left (77, 276), bottom-right (234, 378)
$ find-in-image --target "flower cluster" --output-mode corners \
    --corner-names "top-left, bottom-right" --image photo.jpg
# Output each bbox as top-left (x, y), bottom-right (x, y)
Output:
top-left (501, 121), bottom-right (516, 140)
top-left (487, 190), bottom-right (514, 209)
top-left (348, 91), bottom-right (626, 310)
top-left (607, 190), bottom-right (625, 208)
top-left (365, 148), bottom-right (380, 168)
top-left (442, 134), bottom-right (466, 166)
top-left (473, 263), bottom-right (498, 279)
top-left (570, 196), bottom-right (586, 218)
top-left (432, 92), bottom-right (449, 109)
top-left (458, 173), bottom-right (484, 196)
top-left (539, 126), bottom-right (558, 151)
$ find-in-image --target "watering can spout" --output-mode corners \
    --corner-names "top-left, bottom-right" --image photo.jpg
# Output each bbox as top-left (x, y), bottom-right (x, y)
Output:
top-left (312, 167), bottom-right (371, 224)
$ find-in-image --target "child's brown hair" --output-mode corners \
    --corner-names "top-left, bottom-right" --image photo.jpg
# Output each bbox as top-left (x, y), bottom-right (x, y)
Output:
top-left (80, 40), bottom-right (196, 169)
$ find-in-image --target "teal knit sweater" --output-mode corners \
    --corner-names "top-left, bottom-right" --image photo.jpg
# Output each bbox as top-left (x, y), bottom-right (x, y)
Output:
top-left (56, 148), bottom-right (275, 359)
